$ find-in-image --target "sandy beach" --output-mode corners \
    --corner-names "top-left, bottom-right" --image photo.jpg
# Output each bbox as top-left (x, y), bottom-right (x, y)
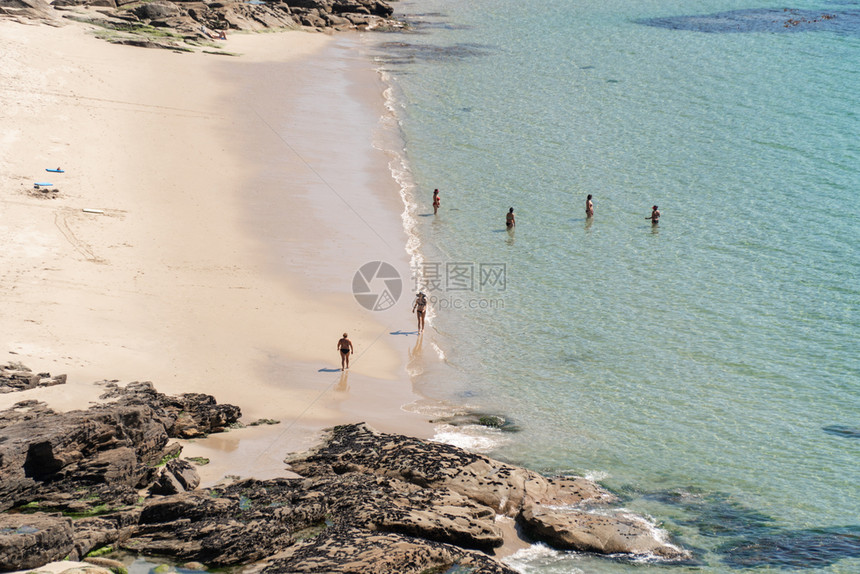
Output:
top-left (0, 20), bottom-right (433, 484)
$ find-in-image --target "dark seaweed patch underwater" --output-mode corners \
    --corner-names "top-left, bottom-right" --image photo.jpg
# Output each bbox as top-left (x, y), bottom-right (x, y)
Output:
top-left (629, 488), bottom-right (860, 569)
top-left (638, 7), bottom-right (860, 35)
top-left (719, 525), bottom-right (860, 569)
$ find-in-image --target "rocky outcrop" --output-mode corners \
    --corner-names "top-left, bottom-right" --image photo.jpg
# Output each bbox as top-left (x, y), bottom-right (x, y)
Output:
top-left (287, 422), bottom-right (615, 515)
top-left (0, 380), bottom-right (240, 515)
top-left (288, 423), bottom-right (690, 560)
top-left (264, 528), bottom-right (517, 574)
top-left (0, 381), bottom-right (690, 573)
top-left (0, 0), bottom-right (60, 24)
top-left (0, 0), bottom-right (404, 40)
top-left (519, 505), bottom-right (689, 559)
top-left (0, 513), bottom-right (75, 570)
top-left (1, 362), bottom-right (67, 393)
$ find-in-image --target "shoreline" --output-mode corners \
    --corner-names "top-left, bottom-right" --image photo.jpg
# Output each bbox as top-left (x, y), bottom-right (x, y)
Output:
top-left (0, 20), bottom-right (434, 482)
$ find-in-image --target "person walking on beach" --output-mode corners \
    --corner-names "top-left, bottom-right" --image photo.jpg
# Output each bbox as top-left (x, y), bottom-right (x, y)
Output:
top-left (586, 194), bottom-right (594, 218)
top-left (647, 205), bottom-right (660, 225)
top-left (412, 292), bottom-right (428, 333)
top-left (433, 189), bottom-right (440, 215)
top-left (506, 207), bottom-right (516, 229)
top-left (337, 333), bottom-right (353, 370)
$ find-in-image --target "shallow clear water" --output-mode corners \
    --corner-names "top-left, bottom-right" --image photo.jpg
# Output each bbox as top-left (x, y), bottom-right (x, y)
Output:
top-left (365, 0), bottom-right (860, 571)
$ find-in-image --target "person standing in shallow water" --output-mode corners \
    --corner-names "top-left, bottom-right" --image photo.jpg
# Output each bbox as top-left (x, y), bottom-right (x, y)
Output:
top-left (648, 205), bottom-right (660, 225)
top-left (412, 292), bottom-right (427, 333)
top-left (586, 194), bottom-right (594, 218)
top-left (337, 333), bottom-right (353, 370)
top-left (506, 207), bottom-right (515, 229)
top-left (432, 189), bottom-right (440, 215)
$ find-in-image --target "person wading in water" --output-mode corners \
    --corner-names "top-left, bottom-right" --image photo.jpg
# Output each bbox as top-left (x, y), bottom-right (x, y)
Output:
top-left (412, 292), bottom-right (428, 333)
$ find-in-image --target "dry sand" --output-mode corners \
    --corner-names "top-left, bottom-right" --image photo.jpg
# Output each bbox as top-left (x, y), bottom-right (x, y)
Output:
top-left (0, 21), bottom-right (434, 484)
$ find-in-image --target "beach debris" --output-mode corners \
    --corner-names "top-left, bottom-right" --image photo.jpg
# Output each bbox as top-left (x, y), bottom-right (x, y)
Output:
top-left (82, 208), bottom-right (105, 214)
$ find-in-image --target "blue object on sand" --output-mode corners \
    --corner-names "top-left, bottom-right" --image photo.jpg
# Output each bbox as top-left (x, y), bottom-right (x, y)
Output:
top-left (46, 168), bottom-right (64, 173)
top-left (35, 182), bottom-right (53, 186)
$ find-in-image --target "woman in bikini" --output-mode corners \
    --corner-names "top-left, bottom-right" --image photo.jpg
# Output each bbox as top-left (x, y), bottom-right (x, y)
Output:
top-left (337, 333), bottom-right (353, 370)
top-left (412, 292), bottom-right (427, 333)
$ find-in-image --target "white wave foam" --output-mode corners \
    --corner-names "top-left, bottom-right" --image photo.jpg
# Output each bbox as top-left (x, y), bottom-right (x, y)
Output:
top-left (583, 470), bottom-right (609, 482)
top-left (430, 423), bottom-right (510, 454)
top-left (502, 543), bottom-right (582, 573)
top-left (401, 398), bottom-right (477, 419)
top-left (429, 340), bottom-right (445, 360)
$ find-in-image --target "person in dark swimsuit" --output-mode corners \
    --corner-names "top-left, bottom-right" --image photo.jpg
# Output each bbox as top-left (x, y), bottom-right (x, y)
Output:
top-left (506, 207), bottom-right (515, 229)
top-left (433, 189), bottom-right (440, 215)
top-left (337, 333), bottom-right (353, 370)
top-left (412, 293), bottom-right (427, 333)
top-left (586, 194), bottom-right (594, 218)
top-left (648, 205), bottom-right (660, 225)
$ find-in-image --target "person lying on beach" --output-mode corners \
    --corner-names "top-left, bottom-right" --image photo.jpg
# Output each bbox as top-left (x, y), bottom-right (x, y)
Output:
top-left (200, 26), bottom-right (227, 40)
top-left (337, 333), bottom-right (353, 370)
top-left (506, 207), bottom-right (515, 229)
top-left (648, 205), bottom-right (660, 224)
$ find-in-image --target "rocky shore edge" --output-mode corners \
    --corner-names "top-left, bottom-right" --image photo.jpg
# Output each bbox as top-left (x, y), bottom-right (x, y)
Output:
top-left (0, 0), bottom-right (403, 52)
top-left (0, 366), bottom-right (691, 573)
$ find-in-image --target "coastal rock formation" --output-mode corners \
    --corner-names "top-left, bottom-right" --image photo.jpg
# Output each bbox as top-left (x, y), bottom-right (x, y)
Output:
top-left (0, 380), bottom-right (690, 572)
top-left (0, 0), bottom-right (403, 41)
top-left (287, 423), bottom-right (690, 559)
top-left (287, 422), bottom-right (616, 515)
top-left (519, 505), bottom-right (688, 559)
top-left (0, 380), bottom-right (240, 514)
top-left (0, 0), bottom-right (60, 24)
top-left (0, 513), bottom-right (75, 571)
top-left (1, 362), bottom-right (67, 393)
top-left (265, 528), bottom-right (517, 574)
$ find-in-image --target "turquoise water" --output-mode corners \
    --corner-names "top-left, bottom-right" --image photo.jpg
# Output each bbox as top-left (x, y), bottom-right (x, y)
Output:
top-left (365, 0), bottom-right (859, 572)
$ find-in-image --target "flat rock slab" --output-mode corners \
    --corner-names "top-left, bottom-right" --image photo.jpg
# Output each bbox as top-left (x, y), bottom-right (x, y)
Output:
top-left (261, 527), bottom-right (518, 574)
top-left (0, 514), bottom-right (75, 571)
top-left (519, 505), bottom-right (691, 560)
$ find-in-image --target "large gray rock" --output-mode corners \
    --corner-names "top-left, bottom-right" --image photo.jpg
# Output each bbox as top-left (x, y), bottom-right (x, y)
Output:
top-left (0, 381), bottom-right (240, 513)
top-left (0, 0), bottom-right (57, 21)
top-left (150, 458), bottom-right (200, 495)
top-left (519, 505), bottom-right (692, 559)
top-left (0, 513), bottom-right (75, 570)
top-left (133, 1), bottom-right (180, 19)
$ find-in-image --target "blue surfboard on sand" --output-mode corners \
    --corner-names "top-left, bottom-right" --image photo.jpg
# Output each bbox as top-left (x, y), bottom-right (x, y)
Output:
top-left (34, 182), bottom-right (52, 187)
top-left (46, 168), bottom-right (64, 173)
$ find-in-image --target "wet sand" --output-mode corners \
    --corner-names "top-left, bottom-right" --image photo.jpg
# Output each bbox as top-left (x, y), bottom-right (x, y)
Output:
top-left (0, 21), bottom-right (433, 485)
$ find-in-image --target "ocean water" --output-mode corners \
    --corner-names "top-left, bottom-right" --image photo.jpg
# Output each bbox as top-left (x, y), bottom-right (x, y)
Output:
top-left (362, 0), bottom-right (860, 572)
